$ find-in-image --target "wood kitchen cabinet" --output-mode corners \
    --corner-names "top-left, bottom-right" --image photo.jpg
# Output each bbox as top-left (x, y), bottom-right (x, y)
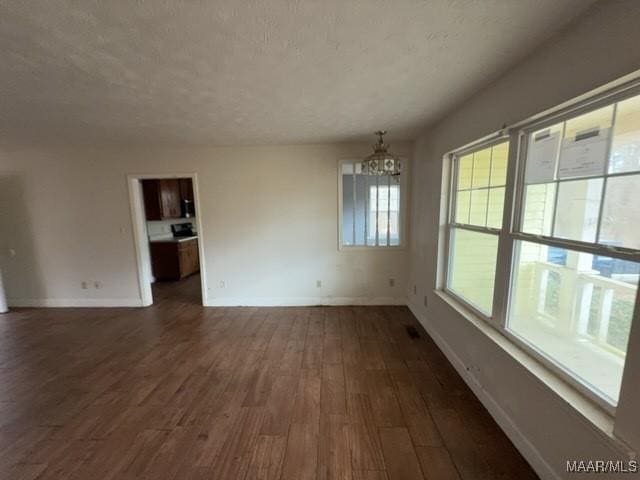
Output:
top-left (178, 239), bottom-right (199, 278)
top-left (142, 179), bottom-right (182, 220)
top-left (179, 178), bottom-right (194, 202)
top-left (150, 238), bottom-right (199, 280)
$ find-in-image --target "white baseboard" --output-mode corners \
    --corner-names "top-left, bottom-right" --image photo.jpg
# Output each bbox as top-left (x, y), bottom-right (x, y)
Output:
top-left (8, 296), bottom-right (405, 308)
top-left (408, 301), bottom-right (559, 480)
top-left (8, 298), bottom-right (145, 308)
top-left (204, 296), bottom-right (407, 307)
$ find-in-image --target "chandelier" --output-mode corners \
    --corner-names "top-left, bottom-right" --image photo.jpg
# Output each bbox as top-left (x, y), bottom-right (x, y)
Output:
top-left (361, 130), bottom-right (402, 176)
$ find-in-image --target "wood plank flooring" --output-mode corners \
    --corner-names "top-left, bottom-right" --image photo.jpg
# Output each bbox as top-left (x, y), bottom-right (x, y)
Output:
top-left (0, 275), bottom-right (538, 479)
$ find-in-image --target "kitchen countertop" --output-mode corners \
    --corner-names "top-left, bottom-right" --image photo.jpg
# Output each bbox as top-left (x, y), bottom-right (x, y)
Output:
top-left (149, 235), bottom-right (198, 243)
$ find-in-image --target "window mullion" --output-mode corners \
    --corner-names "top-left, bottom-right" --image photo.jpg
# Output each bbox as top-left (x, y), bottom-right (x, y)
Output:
top-left (352, 161), bottom-right (357, 245)
top-left (364, 174), bottom-right (369, 245)
top-left (492, 131), bottom-right (521, 327)
top-left (511, 232), bottom-right (640, 262)
top-left (375, 175), bottom-right (380, 246)
top-left (485, 146), bottom-right (494, 227)
top-left (595, 103), bottom-right (617, 243)
top-left (443, 154), bottom-right (457, 291)
top-left (387, 175), bottom-right (391, 246)
top-left (450, 223), bottom-right (500, 235)
top-left (449, 155), bottom-right (459, 225)
top-left (512, 132), bottom-right (528, 232)
top-left (469, 152), bottom-right (476, 226)
top-left (549, 121), bottom-right (566, 237)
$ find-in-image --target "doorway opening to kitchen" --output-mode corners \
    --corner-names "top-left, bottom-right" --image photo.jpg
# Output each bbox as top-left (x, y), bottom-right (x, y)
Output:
top-left (128, 173), bottom-right (207, 306)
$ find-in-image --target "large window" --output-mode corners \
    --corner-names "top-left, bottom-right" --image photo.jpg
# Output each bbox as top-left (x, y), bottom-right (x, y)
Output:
top-left (340, 160), bottom-right (403, 247)
top-left (444, 86), bottom-right (640, 409)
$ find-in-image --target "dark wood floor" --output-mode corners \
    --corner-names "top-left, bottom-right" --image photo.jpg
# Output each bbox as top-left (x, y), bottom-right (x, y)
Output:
top-left (0, 275), bottom-right (538, 479)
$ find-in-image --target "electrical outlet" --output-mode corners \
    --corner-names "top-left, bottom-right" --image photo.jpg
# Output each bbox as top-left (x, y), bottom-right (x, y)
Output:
top-left (8, 248), bottom-right (16, 257)
top-left (81, 281), bottom-right (88, 290)
top-left (413, 284), bottom-right (417, 295)
top-left (219, 280), bottom-right (226, 288)
top-left (389, 278), bottom-right (395, 287)
top-left (424, 295), bottom-right (428, 307)
top-left (316, 280), bottom-right (322, 288)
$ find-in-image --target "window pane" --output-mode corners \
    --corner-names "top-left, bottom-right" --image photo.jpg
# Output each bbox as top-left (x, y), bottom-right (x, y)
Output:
top-left (374, 182), bottom-right (400, 245)
top-left (599, 174), bottom-right (640, 249)
top-left (341, 164), bottom-right (355, 245)
top-left (389, 182), bottom-right (400, 246)
top-left (508, 240), bottom-right (639, 404)
top-left (368, 183), bottom-right (378, 245)
top-left (525, 123), bottom-right (563, 184)
top-left (455, 190), bottom-right (471, 224)
top-left (448, 229), bottom-right (498, 314)
top-left (522, 183), bottom-right (556, 236)
top-left (469, 189), bottom-right (488, 226)
top-left (355, 170), bottom-right (366, 245)
top-left (554, 178), bottom-right (603, 242)
top-left (457, 154), bottom-right (473, 190)
top-left (365, 181), bottom-right (401, 246)
top-left (487, 187), bottom-right (505, 229)
top-left (490, 142), bottom-right (509, 186)
top-left (564, 105), bottom-right (614, 142)
top-left (558, 106), bottom-right (613, 180)
top-left (342, 163), bottom-right (369, 247)
top-left (472, 148), bottom-right (491, 188)
top-left (610, 95), bottom-right (640, 174)
top-left (377, 182), bottom-right (391, 246)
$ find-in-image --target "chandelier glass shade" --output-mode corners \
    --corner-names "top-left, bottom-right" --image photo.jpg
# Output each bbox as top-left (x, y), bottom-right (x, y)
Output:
top-left (361, 130), bottom-right (402, 176)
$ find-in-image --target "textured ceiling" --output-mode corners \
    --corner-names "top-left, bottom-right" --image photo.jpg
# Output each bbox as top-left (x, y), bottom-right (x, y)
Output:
top-left (0, 0), bottom-right (596, 146)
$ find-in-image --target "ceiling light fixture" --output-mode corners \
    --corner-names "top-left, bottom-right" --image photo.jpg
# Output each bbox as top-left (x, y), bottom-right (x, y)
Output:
top-left (361, 130), bottom-right (402, 176)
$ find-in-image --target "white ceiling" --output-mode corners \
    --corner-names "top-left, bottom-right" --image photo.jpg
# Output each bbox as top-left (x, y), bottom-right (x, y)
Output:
top-left (0, 0), bottom-right (596, 146)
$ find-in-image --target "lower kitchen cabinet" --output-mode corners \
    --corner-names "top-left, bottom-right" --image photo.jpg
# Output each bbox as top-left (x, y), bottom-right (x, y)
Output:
top-left (150, 238), bottom-right (200, 280)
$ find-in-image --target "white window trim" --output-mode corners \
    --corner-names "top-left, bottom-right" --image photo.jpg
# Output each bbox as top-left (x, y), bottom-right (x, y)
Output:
top-left (337, 158), bottom-right (408, 251)
top-left (440, 77), bottom-right (640, 418)
top-left (444, 135), bottom-right (510, 325)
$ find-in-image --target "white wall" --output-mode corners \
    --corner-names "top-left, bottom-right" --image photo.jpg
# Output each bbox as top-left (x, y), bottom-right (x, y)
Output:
top-left (408, 1), bottom-right (640, 479)
top-left (0, 142), bottom-right (411, 307)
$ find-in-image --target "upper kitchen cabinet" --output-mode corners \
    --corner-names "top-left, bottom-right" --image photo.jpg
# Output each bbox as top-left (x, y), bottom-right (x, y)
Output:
top-left (142, 179), bottom-right (182, 220)
top-left (179, 178), bottom-right (194, 202)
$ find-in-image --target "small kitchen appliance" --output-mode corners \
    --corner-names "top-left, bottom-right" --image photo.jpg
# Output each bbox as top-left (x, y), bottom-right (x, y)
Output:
top-left (171, 222), bottom-right (195, 238)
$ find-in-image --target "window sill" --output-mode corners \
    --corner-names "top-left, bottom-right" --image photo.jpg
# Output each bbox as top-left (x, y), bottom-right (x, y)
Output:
top-left (338, 245), bottom-right (405, 252)
top-left (433, 289), bottom-right (634, 457)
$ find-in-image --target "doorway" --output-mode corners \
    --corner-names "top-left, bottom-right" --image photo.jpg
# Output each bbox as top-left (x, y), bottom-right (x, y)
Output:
top-left (128, 173), bottom-right (207, 306)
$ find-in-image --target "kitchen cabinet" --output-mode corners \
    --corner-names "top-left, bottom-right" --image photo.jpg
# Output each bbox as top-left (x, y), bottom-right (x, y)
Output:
top-left (178, 239), bottom-right (200, 278)
top-left (179, 178), bottom-right (194, 202)
top-left (142, 179), bottom-right (182, 220)
top-left (150, 238), bottom-right (200, 280)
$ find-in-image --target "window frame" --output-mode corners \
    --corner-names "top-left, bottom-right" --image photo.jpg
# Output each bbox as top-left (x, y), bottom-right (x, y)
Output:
top-left (444, 135), bottom-right (511, 325)
top-left (337, 158), bottom-right (408, 251)
top-left (441, 79), bottom-right (640, 415)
